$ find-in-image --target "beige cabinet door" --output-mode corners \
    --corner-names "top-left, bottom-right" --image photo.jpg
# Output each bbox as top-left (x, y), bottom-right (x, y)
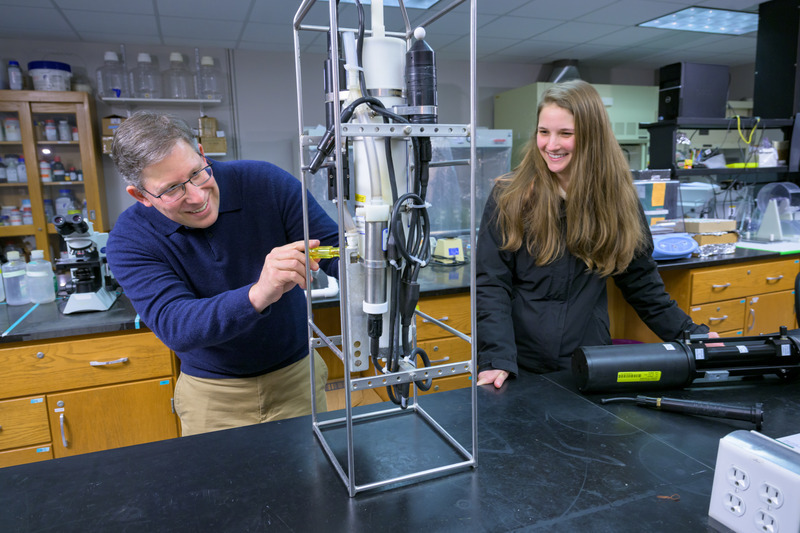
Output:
top-left (745, 290), bottom-right (796, 335)
top-left (47, 378), bottom-right (179, 458)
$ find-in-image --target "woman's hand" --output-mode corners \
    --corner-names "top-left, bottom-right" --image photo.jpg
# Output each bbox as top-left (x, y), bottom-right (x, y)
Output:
top-left (476, 369), bottom-right (509, 389)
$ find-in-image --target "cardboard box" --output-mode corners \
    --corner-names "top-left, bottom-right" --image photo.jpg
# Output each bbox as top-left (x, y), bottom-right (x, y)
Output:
top-left (683, 218), bottom-right (737, 233)
top-left (692, 231), bottom-right (739, 246)
top-left (200, 136), bottom-right (227, 154)
top-left (101, 115), bottom-right (126, 136)
top-left (198, 116), bottom-right (217, 138)
top-left (101, 135), bottom-right (114, 155)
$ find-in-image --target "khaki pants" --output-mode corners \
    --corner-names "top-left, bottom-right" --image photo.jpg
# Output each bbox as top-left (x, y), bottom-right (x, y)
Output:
top-left (174, 351), bottom-right (328, 436)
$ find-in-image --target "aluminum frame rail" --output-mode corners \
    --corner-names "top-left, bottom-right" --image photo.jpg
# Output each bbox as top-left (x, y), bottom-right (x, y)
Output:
top-left (293, 0), bottom-right (478, 497)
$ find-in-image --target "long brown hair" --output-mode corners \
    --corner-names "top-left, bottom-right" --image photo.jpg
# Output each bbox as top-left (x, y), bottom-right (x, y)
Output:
top-left (492, 80), bottom-right (647, 277)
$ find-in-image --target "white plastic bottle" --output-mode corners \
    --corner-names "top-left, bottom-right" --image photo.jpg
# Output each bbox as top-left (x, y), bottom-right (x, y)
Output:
top-left (162, 52), bottom-right (195, 99)
top-left (0, 263), bottom-right (5, 302)
top-left (130, 53), bottom-right (162, 99)
top-left (96, 51), bottom-right (129, 98)
top-left (8, 60), bottom-right (23, 90)
top-left (5, 157), bottom-right (17, 183)
top-left (3, 251), bottom-right (29, 305)
top-left (26, 250), bottom-right (56, 304)
top-left (16, 157), bottom-right (26, 182)
top-left (55, 189), bottom-right (75, 217)
top-left (39, 159), bottom-right (52, 182)
top-left (197, 56), bottom-right (224, 100)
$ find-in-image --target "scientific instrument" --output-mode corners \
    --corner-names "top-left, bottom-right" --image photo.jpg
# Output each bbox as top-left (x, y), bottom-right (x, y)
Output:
top-left (54, 214), bottom-right (119, 314)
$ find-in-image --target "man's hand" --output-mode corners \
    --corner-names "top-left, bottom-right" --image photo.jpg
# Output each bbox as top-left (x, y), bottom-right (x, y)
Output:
top-left (248, 239), bottom-right (320, 312)
top-left (476, 369), bottom-right (509, 389)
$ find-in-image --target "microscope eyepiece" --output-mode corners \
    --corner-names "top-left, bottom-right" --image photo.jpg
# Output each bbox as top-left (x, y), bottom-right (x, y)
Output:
top-left (53, 215), bottom-right (75, 235)
top-left (69, 214), bottom-right (89, 233)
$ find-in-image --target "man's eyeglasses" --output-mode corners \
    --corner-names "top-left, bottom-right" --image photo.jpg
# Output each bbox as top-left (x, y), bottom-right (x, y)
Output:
top-left (141, 164), bottom-right (213, 203)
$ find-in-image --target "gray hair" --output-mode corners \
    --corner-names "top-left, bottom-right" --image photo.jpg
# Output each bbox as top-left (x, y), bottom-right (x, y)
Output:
top-left (110, 111), bottom-right (199, 189)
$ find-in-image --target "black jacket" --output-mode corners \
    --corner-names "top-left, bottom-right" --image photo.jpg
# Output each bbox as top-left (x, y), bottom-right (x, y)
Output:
top-left (476, 191), bottom-right (708, 375)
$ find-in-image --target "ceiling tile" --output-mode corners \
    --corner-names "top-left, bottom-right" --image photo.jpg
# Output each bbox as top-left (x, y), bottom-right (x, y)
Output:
top-left (63, 11), bottom-right (160, 36)
top-left (530, 21), bottom-right (625, 44)
top-left (54, 0), bottom-right (155, 15)
top-left (509, 0), bottom-right (618, 20)
top-left (480, 16), bottom-right (562, 40)
top-left (156, 0), bottom-right (253, 21)
top-left (159, 15), bottom-right (244, 41)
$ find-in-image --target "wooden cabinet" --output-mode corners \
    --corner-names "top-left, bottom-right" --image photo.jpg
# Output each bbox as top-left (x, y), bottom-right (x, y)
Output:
top-left (0, 330), bottom-right (179, 468)
top-left (312, 292), bottom-right (473, 403)
top-left (609, 256), bottom-right (799, 342)
top-left (0, 90), bottom-right (108, 262)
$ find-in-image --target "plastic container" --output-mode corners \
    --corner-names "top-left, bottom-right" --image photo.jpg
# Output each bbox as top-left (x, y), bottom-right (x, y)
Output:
top-left (58, 120), bottom-right (71, 141)
top-left (130, 53), bottom-right (162, 99)
top-left (0, 162), bottom-right (6, 184)
top-left (55, 189), bottom-right (75, 217)
top-left (51, 156), bottom-right (66, 182)
top-left (8, 60), bottom-right (23, 90)
top-left (43, 199), bottom-right (55, 221)
top-left (0, 263), bottom-right (5, 301)
top-left (197, 56), bottom-right (224, 100)
top-left (26, 250), bottom-right (56, 304)
top-left (16, 157), bottom-right (26, 182)
top-left (3, 250), bottom-right (29, 305)
top-left (28, 61), bottom-right (72, 91)
top-left (39, 159), bottom-right (52, 182)
top-left (44, 119), bottom-right (57, 141)
top-left (5, 158), bottom-right (17, 183)
top-left (162, 52), bottom-right (195, 99)
top-left (3, 117), bottom-right (21, 141)
top-left (96, 51), bottom-right (129, 98)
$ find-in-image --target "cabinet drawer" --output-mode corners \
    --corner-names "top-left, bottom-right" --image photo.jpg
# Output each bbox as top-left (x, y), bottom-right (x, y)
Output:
top-left (1, 331), bottom-right (172, 398)
top-left (691, 259), bottom-right (798, 305)
top-left (416, 294), bottom-right (471, 341)
top-left (689, 298), bottom-right (746, 333)
top-left (0, 396), bottom-right (50, 451)
top-left (415, 374), bottom-right (471, 396)
top-left (0, 444), bottom-right (53, 468)
top-left (417, 336), bottom-right (472, 365)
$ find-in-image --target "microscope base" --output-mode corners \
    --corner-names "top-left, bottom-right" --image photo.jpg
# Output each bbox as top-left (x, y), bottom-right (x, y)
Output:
top-left (62, 289), bottom-right (120, 314)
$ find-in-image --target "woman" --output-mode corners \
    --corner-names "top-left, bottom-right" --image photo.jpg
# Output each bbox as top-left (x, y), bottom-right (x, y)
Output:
top-left (476, 80), bottom-right (713, 389)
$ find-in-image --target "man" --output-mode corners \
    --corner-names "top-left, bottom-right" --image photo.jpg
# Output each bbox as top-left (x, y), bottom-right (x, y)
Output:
top-left (107, 111), bottom-right (339, 436)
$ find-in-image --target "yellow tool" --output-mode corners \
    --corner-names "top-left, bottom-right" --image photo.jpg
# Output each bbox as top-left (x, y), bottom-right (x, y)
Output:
top-left (309, 246), bottom-right (340, 260)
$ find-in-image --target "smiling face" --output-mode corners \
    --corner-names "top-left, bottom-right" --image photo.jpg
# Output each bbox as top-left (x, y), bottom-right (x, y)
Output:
top-left (536, 103), bottom-right (576, 190)
top-left (126, 140), bottom-right (220, 229)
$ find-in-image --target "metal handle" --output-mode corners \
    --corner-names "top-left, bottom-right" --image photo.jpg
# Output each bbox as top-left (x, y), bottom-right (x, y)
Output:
top-left (59, 413), bottom-right (68, 448)
top-left (766, 275), bottom-right (784, 282)
top-left (748, 308), bottom-right (756, 331)
top-left (708, 315), bottom-right (729, 322)
top-left (89, 357), bottom-right (129, 366)
top-left (430, 356), bottom-right (451, 364)
top-left (711, 283), bottom-right (731, 289)
top-left (422, 316), bottom-right (449, 323)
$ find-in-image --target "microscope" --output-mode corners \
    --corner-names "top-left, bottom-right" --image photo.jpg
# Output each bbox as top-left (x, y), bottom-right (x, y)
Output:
top-left (54, 214), bottom-right (119, 314)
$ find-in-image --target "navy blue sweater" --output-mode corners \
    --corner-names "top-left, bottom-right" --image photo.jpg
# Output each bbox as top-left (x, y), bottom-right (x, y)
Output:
top-left (106, 159), bottom-right (339, 378)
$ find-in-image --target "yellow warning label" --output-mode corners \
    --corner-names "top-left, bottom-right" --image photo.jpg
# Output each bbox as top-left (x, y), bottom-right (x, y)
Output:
top-left (617, 371), bottom-right (662, 382)
top-left (355, 193), bottom-right (367, 203)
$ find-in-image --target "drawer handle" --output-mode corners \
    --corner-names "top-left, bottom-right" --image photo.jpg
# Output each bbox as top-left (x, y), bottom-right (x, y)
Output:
top-left (766, 275), bottom-right (784, 282)
top-left (711, 283), bottom-right (731, 289)
top-left (422, 316), bottom-right (449, 323)
top-left (430, 356), bottom-right (451, 364)
top-left (89, 357), bottom-right (129, 367)
top-left (59, 413), bottom-right (68, 448)
top-left (748, 308), bottom-right (756, 331)
top-left (708, 315), bottom-right (729, 322)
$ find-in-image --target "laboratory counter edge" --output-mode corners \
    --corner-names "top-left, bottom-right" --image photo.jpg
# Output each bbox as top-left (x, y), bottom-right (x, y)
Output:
top-left (0, 246), bottom-right (794, 343)
top-left (2, 367), bottom-right (798, 532)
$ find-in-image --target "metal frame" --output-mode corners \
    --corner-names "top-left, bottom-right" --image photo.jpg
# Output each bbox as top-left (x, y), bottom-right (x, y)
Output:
top-left (293, 0), bottom-right (478, 497)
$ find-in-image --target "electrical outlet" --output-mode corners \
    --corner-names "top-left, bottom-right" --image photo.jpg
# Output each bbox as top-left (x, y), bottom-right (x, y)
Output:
top-left (759, 482), bottom-right (783, 508)
top-left (727, 466), bottom-right (750, 490)
top-left (709, 431), bottom-right (800, 533)
top-left (755, 509), bottom-right (778, 533)
top-left (724, 492), bottom-right (746, 517)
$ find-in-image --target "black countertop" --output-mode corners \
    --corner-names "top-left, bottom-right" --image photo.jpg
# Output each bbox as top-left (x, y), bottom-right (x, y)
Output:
top-left (2, 368), bottom-right (798, 532)
top-left (1, 247), bottom-right (793, 344)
